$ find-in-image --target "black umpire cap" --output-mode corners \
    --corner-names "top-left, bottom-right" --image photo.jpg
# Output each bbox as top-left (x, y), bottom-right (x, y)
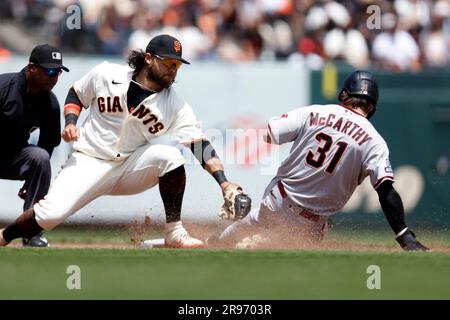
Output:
top-left (146, 34), bottom-right (190, 65)
top-left (29, 44), bottom-right (70, 72)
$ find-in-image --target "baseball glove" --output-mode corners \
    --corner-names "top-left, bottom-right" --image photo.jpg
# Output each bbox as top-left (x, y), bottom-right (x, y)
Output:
top-left (219, 184), bottom-right (252, 221)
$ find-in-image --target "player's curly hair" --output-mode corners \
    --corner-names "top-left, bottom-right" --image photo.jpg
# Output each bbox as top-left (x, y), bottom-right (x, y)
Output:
top-left (339, 91), bottom-right (375, 115)
top-left (127, 49), bottom-right (146, 75)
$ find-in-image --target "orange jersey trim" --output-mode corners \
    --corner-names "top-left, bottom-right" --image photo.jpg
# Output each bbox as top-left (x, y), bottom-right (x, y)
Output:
top-left (64, 103), bottom-right (82, 113)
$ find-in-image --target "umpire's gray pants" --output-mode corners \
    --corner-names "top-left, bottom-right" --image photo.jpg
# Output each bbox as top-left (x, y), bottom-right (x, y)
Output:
top-left (0, 145), bottom-right (51, 211)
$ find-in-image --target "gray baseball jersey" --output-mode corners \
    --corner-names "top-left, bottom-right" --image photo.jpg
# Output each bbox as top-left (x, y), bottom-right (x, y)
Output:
top-left (268, 104), bottom-right (394, 215)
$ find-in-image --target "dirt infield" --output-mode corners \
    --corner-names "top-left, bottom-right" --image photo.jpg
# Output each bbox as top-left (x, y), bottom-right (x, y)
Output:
top-left (6, 222), bottom-right (449, 252)
top-left (7, 240), bottom-right (448, 253)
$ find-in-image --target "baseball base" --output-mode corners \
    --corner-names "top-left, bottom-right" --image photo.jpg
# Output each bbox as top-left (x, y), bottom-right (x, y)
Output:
top-left (236, 234), bottom-right (271, 249)
top-left (141, 238), bottom-right (166, 248)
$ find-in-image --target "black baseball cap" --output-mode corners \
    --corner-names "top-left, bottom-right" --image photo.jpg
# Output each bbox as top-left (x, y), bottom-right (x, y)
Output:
top-left (145, 34), bottom-right (190, 64)
top-left (29, 44), bottom-right (69, 72)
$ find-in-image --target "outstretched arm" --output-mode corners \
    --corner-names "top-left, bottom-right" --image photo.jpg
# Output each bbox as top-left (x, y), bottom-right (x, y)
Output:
top-left (189, 139), bottom-right (232, 191)
top-left (376, 180), bottom-right (407, 234)
top-left (189, 139), bottom-right (251, 220)
top-left (376, 180), bottom-right (429, 251)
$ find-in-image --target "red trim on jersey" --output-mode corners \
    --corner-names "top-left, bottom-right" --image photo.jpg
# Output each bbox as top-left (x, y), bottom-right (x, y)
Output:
top-left (374, 176), bottom-right (395, 189)
top-left (339, 104), bottom-right (367, 118)
top-left (277, 180), bottom-right (288, 198)
top-left (64, 103), bottom-right (82, 113)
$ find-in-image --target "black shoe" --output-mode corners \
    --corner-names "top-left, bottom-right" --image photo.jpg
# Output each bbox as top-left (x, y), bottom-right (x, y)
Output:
top-left (396, 230), bottom-right (431, 252)
top-left (22, 233), bottom-right (49, 247)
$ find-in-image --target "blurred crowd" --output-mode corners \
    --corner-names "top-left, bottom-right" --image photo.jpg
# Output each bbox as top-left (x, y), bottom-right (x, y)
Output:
top-left (1, 0), bottom-right (450, 71)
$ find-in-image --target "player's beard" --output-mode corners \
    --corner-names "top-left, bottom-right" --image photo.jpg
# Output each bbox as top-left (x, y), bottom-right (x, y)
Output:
top-left (146, 64), bottom-right (175, 90)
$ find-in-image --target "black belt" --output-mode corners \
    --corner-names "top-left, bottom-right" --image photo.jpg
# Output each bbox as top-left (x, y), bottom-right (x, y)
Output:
top-left (277, 181), bottom-right (323, 223)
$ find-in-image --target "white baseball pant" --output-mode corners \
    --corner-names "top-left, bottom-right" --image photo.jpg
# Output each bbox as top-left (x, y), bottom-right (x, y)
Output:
top-left (34, 144), bottom-right (185, 230)
top-left (218, 178), bottom-right (330, 245)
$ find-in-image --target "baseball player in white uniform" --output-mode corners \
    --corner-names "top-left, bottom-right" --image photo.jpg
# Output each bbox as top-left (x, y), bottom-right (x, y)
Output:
top-left (208, 70), bottom-right (429, 251)
top-left (0, 34), bottom-right (247, 248)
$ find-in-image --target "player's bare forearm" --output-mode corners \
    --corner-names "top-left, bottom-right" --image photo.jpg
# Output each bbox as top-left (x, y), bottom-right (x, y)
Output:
top-left (204, 158), bottom-right (230, 190)
top-left (204, 157), bottom-right (223, 174)
top-left (62, 86), bottom-right (83, 142)
top-left (61, 109), bottom-right (81, 142)
top-left (191, 140), bottom-right (250, 221)
top-left (62, 123), bottom-right (80, 143)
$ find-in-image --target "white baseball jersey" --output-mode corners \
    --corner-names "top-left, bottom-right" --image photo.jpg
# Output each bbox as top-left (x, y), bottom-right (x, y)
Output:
top-left (268, 104), bottom-right (394, 215)
top-left (72, 61), bottom-right (204, 160)
top-left (34, 61), bottom-right (204, 230)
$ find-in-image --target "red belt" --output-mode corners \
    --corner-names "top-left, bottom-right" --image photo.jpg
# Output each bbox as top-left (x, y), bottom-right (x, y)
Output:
top-left (277, 180), bottom-right (288, 198)
top-left (277, 181), bottom-right (322, 223)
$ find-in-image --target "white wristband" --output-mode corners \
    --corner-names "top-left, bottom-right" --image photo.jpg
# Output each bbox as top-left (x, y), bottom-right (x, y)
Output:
top-left (395, 227), bottom-right (409, 239)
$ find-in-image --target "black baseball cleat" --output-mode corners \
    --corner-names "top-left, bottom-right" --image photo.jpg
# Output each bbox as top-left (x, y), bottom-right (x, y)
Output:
top-left (396, 230), bottom-right (431, 252)
top-left (22, 233), bottom-right (49, 247)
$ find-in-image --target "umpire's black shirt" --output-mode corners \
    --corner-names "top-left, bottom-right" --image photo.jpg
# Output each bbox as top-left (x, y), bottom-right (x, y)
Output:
top-left (0, 67), bottom-right (61, 158)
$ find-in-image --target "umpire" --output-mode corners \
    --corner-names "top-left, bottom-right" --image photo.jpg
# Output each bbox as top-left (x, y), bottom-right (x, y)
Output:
top-left (0, 44), bottom-right (69, 247)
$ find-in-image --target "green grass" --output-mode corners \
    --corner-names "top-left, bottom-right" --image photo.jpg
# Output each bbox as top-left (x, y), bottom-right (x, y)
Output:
top-left (0, 248), bottom-right (449, 299)
top-left (43, 225), bottom-right (450, 249)
top-left (0, 227), bottom-right (449, 299)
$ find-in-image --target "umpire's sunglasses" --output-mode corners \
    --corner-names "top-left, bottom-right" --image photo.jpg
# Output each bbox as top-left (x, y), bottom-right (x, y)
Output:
top-left (153, 54), bottom-right (182, 70)
top-left (38, 65), bottom-right (63, 77)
